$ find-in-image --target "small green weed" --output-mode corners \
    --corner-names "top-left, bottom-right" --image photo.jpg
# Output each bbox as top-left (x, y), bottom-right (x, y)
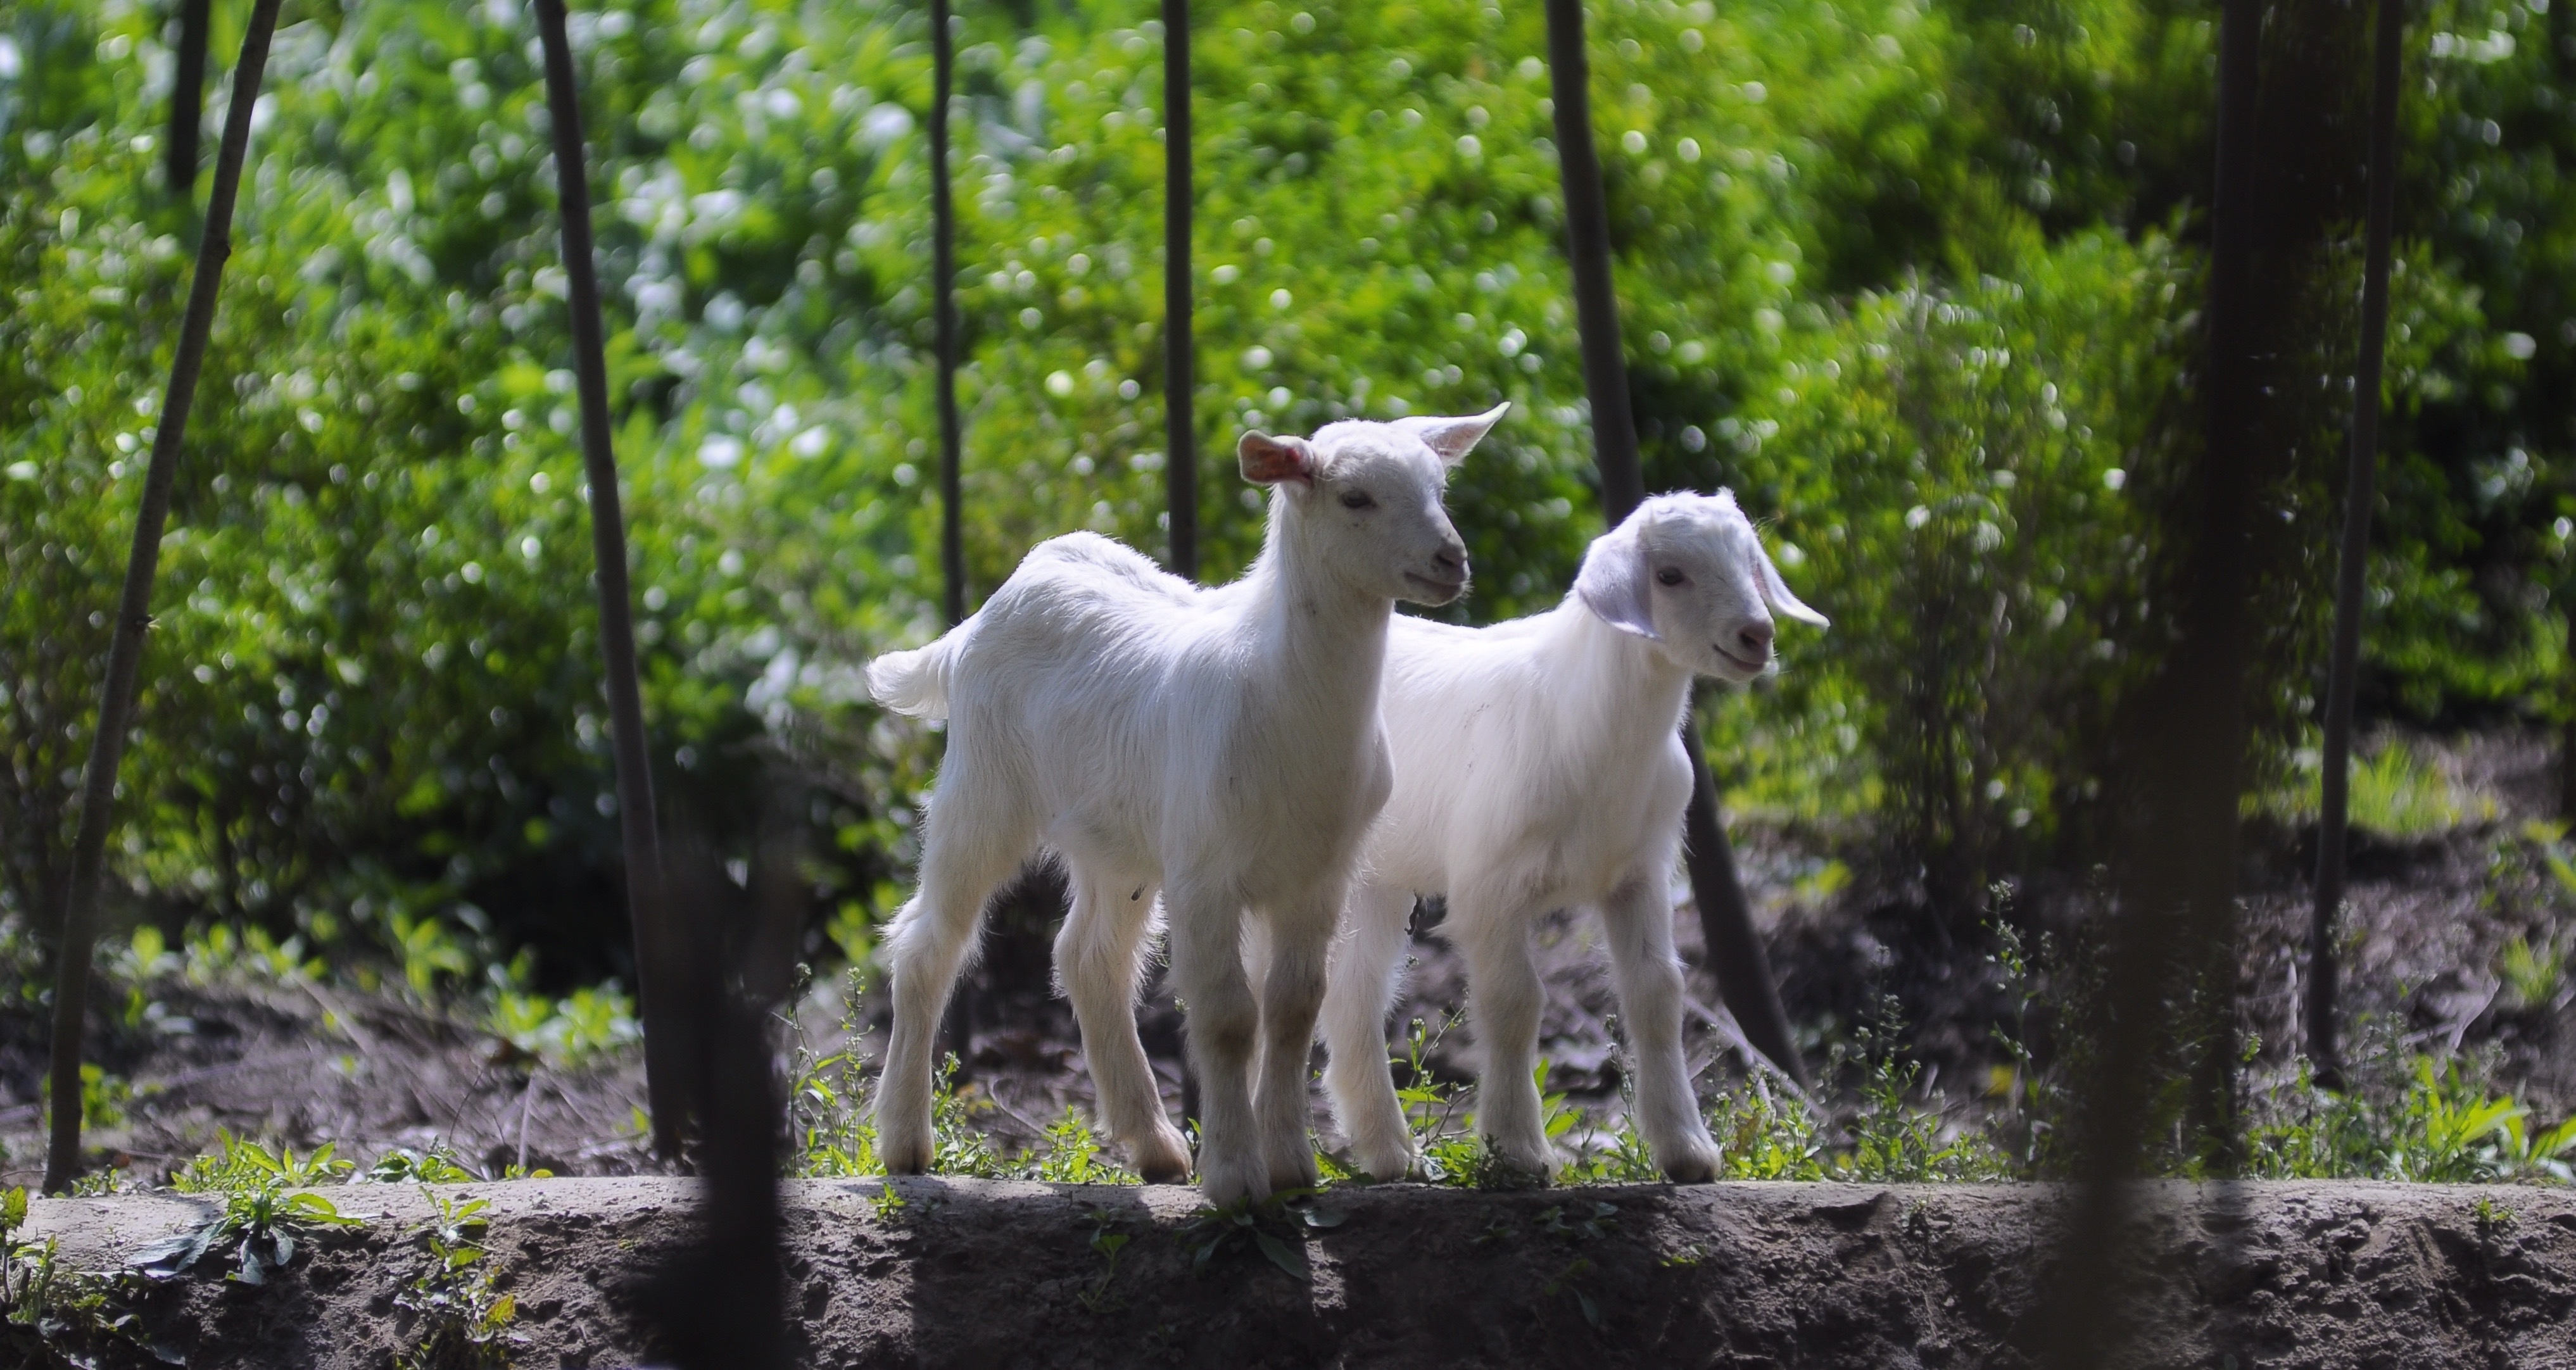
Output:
top-left (388, 913), bottom-right (476, 1003)
top-left (3, 1187), bottom-right (52, 1326)
top-left (1707, 1076), bottom-right (1829, 1180)
top-left (5, 1192), bottom-right (164, 1366)
top-left (174, 1134), bottom-right (357, 1193)
top-left (2246, 1051), bottom-right (2576, 1183)
top-left (363, 1146), bottom-right (480, 1185)
top-left (1075, 1208), bottom-right (1132, 1313)
top-left (1543, 1255), bottom-right (1603, 1331)
top-left (1032, 1109), bottom-right (1140, 1185)
top-left (1178, 1189), bottom-right (1345, 1279)
top-left (1834, 998), bottom-right (2012, 1182)
top-left (395, 1190), bottom-right (519, 1370)
top-left (488, 983), bottom-right (641, 1069)
top-left (2497, 933), bottom-right (2567, 1012)
top-left (2262, 739), bottom-right (2494, 839)
top-left (138, 1137), bottom-right (363, 1284)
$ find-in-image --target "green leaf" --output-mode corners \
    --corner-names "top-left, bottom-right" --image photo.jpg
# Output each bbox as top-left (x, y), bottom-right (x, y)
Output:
top-left (1251, 1229), bottom-right (1304, 1278)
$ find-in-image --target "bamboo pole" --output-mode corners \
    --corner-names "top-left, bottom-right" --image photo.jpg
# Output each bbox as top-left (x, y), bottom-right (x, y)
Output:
top-left (1539, 0), bottom-right (1804, 1086)
top-left (2308, 0), bottom-right (2405, 1088)
top-left (44, 0), bottom-right (286, 1195)
top-left (1162, 0), bottom-right (1197, 581)
top-left (533, 0), bottom-right (687, 1160)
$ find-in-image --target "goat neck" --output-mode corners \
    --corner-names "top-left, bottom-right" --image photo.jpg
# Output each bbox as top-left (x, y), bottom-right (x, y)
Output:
top-left (1239, 500), bottom-right (1398, 708)
top-left (1547, 595), bottom-right (1696, 750)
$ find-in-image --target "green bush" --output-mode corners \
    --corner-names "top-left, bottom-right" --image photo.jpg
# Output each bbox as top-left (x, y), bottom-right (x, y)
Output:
top-left (1, 0), bottom-right (2565, 980)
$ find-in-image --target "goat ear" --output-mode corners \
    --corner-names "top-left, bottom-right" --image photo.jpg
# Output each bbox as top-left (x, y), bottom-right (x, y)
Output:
top-left (1394, 401), bottom-right (1510, 468)
top-left (1237, 431), bottom-right (1315, 486)
top-left (1574, 520), bottom-right (1661, 641)
top-left (1754, 541), bottom-right (1829, 628)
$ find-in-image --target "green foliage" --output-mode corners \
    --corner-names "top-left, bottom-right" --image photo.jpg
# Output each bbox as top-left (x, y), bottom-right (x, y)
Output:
top-left (395, 1190), bottom-right (519, 1370)
top-left (35, 1062), bottom-right (132, 1132)
top-left (1380, 1011), bottom-right (1503, 1187)
top-left (1031, 1108), bottom-right (1140, 1186)
top-left (488, 982), bottom-right (641, 1069)
top-left (172, 1133), bottom-right (357, 1194)
top-left (1177, 1188), bottom-right (1343, 1279)
top-left (783, 971), bottom-right (884, 1178)
top-left (363, 1146), bottom-right (481, 1186)
top-left (1705, 1077), bottom-right (1829, 1181)
top-left (2261, 738), bottom-right (2499, 839)
top-left (140, 1136), bottom-right (362, 1285)
top-left (2246, 1052), bottom-right (2576, 1184)
top-left (1828, 997), bottom-right (2014, 1181)
top-left (1075, 1207), bottom-right (1132, 1313)
top-left (783, 969), bottom-right (1139, 1182)
top-left (1, 1187), bottom-right (49, 1326)
top-left (2497, 931), bottom-right (2567, 1012)
top-left (1720, 229), bottom-right (2188, 910)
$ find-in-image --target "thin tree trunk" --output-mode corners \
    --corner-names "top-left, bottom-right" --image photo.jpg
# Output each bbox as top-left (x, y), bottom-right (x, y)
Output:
top-left (1163, 0), bottom-right (1202, 1130)
top-left (45, 0), bottom-right (286, 1195)
top-left (2035, 0), bottom-right (2267, 1356)
top-left (533, 0), bottom-right (686, 1160)
top-left (1541, 0), bottom-right (1804, 1086)
top-left (168, 0), bottom-right (211, 195)
top-left (2310, 0), bottom-right (2405, 1089)
top-left (926, 0), bottom-right (979, 1069)
top-left (1162, 0), bottom-right (1197, 581)
top-left (931, 0), bottom-right (966, 630)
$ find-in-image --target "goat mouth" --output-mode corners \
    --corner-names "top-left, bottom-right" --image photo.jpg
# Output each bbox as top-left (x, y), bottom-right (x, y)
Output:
top-left (1711, 644), bottom-right (1770, 676)
top-left (1405, 572), bottom-right (1468, 601)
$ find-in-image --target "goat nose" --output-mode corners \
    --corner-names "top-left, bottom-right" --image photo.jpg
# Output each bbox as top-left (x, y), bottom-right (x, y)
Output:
top-left (1435, 543), bottom-right (1467, 572)
top-left (1737, 620), bottom-right (1775, 658)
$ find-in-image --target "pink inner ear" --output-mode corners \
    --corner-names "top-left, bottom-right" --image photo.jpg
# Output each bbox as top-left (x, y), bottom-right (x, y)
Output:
top-left (1242, 437), bottom-right (1311, 484)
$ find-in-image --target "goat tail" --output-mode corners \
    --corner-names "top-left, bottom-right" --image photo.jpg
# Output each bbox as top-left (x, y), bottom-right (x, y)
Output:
top-left (867, 629), bottom-right (966, 719)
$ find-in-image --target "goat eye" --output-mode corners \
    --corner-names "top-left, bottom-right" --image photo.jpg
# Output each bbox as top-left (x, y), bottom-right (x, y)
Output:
top-left (1339, 490), bottom-right (1375, 510)
top-left (1655, 568), bottom-right (1686, 586)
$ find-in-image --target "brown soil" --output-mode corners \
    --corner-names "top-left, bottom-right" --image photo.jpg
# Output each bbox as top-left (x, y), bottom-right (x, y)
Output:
top-left (4, 728), bottom-right (2570, 1190)
top-left (18, 1177), bottom-right (2576, 1369)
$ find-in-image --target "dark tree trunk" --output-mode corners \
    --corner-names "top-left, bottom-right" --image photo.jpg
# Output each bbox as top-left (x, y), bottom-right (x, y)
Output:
top-left (931, 0), bottom-right (966, 631)
top-left (1539, 0), bottom-right (1803, 1087)
top-left (1162, 0), bottom-right (1197, 581)
top-left (47, 0), bottom-right (286, 1195)
top-left (534, 0), bottom-right (686, 1160)
top-left (167, 0), bottom-right (211, 194)
top-left (2309, 0), bottom-right (2405, 1090)
top-left (2035, 0), bottom-right (2270, 1355)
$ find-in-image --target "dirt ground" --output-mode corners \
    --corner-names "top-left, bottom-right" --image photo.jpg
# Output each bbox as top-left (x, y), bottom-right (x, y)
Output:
top-left (3, 727), bottom-right (2572, 1186)
top-left (17, 1177), bottom-right (2576, 1369)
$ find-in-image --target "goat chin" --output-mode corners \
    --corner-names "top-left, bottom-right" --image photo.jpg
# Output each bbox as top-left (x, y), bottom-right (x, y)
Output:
top-left (866, 408), bottom-right (1501, 1203)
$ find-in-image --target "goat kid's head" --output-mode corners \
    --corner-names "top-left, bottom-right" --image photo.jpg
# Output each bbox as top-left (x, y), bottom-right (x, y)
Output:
top-left (1236, 403), bottom-right (1503, 607)
top-left (1573, 490), bottom-right (1828, 682)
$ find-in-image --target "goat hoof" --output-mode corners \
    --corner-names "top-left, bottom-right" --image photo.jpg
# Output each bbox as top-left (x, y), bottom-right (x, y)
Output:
top-left (1489, 1138), bottom-right (1567, 1183)
top-left (1351, 1142), bottom-right (1418, 1183)
top-left (1133, 1126), bottom-right (1192, 1185)
top-left (1266, 1152), bottom-right (1321, 1193)
top-left (877, 1128), bottom-right (935, 1176)
top-left (1660, 1145), bottom-right (1719, 1185)
top-left (1199, 1153), bottom-right (1271, 1207)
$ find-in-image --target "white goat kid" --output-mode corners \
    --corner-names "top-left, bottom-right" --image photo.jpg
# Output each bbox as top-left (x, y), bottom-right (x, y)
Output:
top-left (868, 406), bottom-right (1504, 1202)
top-left (1320, 489), bottom-right (1826, 1183)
